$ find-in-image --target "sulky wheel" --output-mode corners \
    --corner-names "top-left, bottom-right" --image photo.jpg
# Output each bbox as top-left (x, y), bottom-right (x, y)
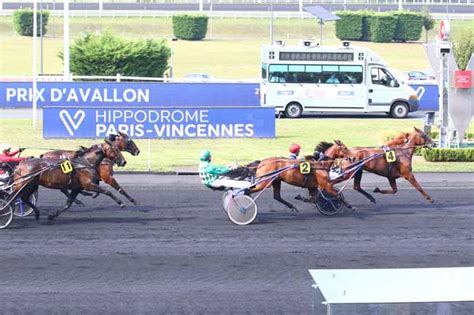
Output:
top-left (0, 199), bottom-right (14, 229)
top-left (13, 191), bottom-right (38, 217)
top-left (315, 189), bottom-right (344, 216)
top-left (226, 195), bottom-right (257, 226)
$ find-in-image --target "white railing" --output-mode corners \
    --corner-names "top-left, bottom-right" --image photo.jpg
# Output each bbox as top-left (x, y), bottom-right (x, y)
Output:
top-left (3, 0), bottom-right (474, 4)
top-left (1, 9), bottom-right (473, 19)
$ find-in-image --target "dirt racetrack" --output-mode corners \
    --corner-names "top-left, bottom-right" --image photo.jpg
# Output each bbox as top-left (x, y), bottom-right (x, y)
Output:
top-left (1, 173), bottom-right (473, 314)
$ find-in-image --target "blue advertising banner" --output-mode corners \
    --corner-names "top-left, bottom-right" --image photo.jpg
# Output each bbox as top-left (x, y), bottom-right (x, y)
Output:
top-left (0, 81), bottom-right (439, 110)
top-left (410, 84), bottom-right (439, 111)
top-left (43, 106), bottom-right (275, 139)
top-left (0, 82), bottom-right (260, 108)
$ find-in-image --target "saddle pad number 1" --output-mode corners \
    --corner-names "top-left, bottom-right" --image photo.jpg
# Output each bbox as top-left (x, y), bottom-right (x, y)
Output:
top-left (299, 162), bottom-right (311, 174)
top-left (60, 160), bottom-right (74, 174)
top-left (385, 150), bottom-right (396, 163)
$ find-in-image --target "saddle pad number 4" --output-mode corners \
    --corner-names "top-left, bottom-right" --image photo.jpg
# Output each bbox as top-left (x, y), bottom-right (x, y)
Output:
top-left (60, 161), bottom-right (74, 174)
top-left (385, 150), bottom-right (396, 163)
top-left (299, 162), bottom-right (311, 174)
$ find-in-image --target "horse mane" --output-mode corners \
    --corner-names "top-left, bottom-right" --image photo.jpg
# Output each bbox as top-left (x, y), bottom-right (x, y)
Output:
top-left (73, 145), bottom-right (94, 158)
top-left (313, 141), bottom-right (333, 157)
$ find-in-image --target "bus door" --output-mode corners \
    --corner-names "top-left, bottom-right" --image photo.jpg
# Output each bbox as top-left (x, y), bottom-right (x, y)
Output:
top-left (368, 66), bottom-right (400, 110)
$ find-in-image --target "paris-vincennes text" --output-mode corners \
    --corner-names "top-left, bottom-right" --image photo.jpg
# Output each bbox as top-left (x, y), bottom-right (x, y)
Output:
top-left (95, 109), bottom-right (255, 138)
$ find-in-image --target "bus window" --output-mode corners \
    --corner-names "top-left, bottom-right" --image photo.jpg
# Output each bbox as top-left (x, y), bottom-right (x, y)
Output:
top-left (261, 63), bottom-right (267, 80)
top-left (339, 65), bottom-right (363, 84)
top-left (305, 65), bottom-right (322, 83)
top-left (269, 64), bottom-right (288, 83)
top-left (288, 65), bottom-right (305, 83)
top-left (322, 65), bottom-right (341, 84)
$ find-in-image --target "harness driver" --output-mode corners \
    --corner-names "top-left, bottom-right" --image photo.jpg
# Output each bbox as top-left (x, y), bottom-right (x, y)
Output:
top-left (198, 150), bottom-right (250, 189)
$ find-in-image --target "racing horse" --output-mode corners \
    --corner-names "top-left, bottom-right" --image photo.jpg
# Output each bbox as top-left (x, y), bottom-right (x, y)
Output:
top-left (249, 140), bottom-right (355, 212)
top-left (12, 141), bottom-right (127, 220)
top-left (343, 127), bottom-right (434, 204)
top-left (41, 132), bottom-right (140, 205)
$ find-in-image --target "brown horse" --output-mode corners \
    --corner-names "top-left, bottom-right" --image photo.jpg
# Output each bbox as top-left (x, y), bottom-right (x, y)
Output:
top-left (343, 127), bottom-right (434, 204)
top-left (12, 141), bottom-right (128, 220)
top-left (41, 132), bottom-right (140, 204)
top-left (249, 140), bottom-right (354, 212)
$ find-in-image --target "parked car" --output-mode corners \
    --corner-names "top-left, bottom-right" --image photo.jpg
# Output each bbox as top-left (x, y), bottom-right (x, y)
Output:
top-left (405, 71), bottom-right (436, 81)
top-left (182, 73), bottom-right (215, 82)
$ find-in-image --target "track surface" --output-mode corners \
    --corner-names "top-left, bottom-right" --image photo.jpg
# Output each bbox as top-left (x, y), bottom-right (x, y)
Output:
top-left (1, 173), bottom-right (473, 314)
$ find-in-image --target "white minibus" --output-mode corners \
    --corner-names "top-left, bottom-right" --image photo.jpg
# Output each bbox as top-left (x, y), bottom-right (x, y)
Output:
top-left (260, 41), bottom-right (419, 118)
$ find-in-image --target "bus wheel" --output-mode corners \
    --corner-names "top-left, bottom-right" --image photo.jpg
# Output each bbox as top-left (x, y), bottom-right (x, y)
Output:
top-left (390, 102), bottom-right (408, 119)
top-left (285, 103), bottom-right (303, 118)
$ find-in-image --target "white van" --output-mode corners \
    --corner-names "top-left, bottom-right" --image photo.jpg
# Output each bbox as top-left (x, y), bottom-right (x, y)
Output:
top-left (260, 41), bottom-right (419, 118)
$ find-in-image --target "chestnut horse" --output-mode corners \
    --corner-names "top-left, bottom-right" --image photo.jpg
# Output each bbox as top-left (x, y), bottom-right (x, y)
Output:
top-left (249, 140), bottom-right (354, 212)
top-left (343, 127), bottom-right (434, 204)
top-left (12, 142), bottom-right (127, 220)
top-left (41, 132), bottom-right (140, 204)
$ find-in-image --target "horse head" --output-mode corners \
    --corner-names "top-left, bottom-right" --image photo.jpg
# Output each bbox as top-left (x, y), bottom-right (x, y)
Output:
top-left (408, 127), bottom-right (434, 148)
top-left (325, 140), bottom-right (353, 161)
top-left (117, 131), bottom-right (140, 156)
top-left (102, 142), bottom-right (127, 167)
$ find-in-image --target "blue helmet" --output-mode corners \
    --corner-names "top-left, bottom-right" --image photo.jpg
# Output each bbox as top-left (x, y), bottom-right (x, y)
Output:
top-left (199, 149), bottom-right (211, 161)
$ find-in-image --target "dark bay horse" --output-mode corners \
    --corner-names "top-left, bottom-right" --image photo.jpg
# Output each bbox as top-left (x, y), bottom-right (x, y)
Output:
top-left (13, 142), bottom-right (128, 220)
top-left (41, 132), bottom-right (140, 204)
top-left (343, 127), bottom-right (434, 204)
top-left (249, 141), bottom-right (354, 212)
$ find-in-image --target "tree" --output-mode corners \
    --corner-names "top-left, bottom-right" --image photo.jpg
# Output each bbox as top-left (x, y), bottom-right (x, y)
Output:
top-left (59, 33), bottom-right (171, 77)
top-left (453, 31), bottom-right (474, 70)
top-left (422, 6), bottom-right (435, 43)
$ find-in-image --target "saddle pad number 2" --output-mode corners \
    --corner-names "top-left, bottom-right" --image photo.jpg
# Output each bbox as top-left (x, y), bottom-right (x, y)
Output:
top-left (299, 162), bottom-right (311, 174)
top-left (60, 161), bottom-right (74, 174)
top-left (385, 150), bottom-right (396, 163)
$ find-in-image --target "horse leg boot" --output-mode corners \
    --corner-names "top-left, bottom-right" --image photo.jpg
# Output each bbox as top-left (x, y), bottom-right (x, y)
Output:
top-left (353, 169), bottom-right (376, 204)
top-left (403, 173), bottom-right (434, 203)
top-left (23, 198), bottom-right (40, 220)
top-left (49, 190), bottom-right (80, 220)
top-left (373, 178), bottom-right (398, 194)
top-left (82, 182), bottom-right (125, 208)
top-left (272, 180), bottom-right (298, 212)
top-left (295, 188), bottom-right (318, 204)
top-left (60, 189), bottom-right (85, 206)
top-left (102, 175), bottom-right (136, 205)
top-left (323, 183), bottom-right (357, 211)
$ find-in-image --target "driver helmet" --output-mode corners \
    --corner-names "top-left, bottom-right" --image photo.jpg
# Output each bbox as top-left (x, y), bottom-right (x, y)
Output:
top-left (289, 144), bottom-right (301, 154)
top-left (199, 149), bottom-right (212, 161)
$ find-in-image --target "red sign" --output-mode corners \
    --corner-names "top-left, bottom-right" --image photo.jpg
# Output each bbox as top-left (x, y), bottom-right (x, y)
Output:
top-left (454, 70), bottom-right (472, 89)
top-left (439, 20), bottom-right (450, 41)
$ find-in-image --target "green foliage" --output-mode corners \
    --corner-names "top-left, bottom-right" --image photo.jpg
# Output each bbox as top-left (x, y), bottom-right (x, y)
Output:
top-left (61, 32), bottom-right (171, 77)
top-left (428, 131), bottom-right (474, 140)
top-left (334, 11), bottom-right (374, 41)
top-left (453, 31), bottom-right (474, 70)
top-left (392, 11), bottom-right (424, 42)
top-left (335, 11), bottom-right (363, 40)
top-left (370, 13), bottom-right (397, 43)
top-left (422, 148), bottom-right (474, 162)
top-left (13, 9), bottom-right (49, 37)
top-left (422, 6), bottom-right (435, 44)
top-left (172, 14), bottom-right (208, 40)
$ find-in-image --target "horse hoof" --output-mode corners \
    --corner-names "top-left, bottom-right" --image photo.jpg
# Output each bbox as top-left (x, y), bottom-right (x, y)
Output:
top-left (370, 199), bottom-right (376, 204)
top-left (428, 199), bottom-right (434, 203)
top-left (35, 213), bottom-right (40, 221)
top-left (351, 207), bottom-right (357, 211)
top-left (294, 195), bottom-right (304, 201)
top-left (119, 203), bottom-right (126, 208)
top-left (48, 214), bottom-right (55, 220)
top-left (373, 187), bottom-right (381, 193)
top-left (291, 207), bottom-right (298, 212)
top-left (131, 200), bottom-right (137, 205)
